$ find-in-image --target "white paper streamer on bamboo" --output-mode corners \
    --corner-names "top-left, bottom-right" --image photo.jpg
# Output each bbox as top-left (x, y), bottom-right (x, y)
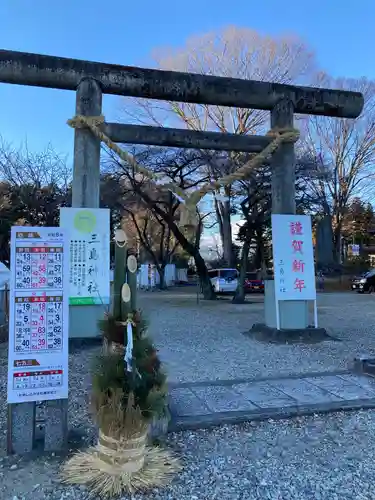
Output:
top-left (125, 320), bottom-right (133, 373)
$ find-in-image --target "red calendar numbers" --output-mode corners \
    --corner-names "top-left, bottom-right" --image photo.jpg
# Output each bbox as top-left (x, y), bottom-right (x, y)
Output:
top-left (14, 295), bottom-right (63, 354)
top-left (15, 246), bottom-right (63, 290)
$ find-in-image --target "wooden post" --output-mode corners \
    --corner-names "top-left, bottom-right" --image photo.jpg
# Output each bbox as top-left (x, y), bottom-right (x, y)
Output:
top-left (72, 78), bottom-right (102, 208)
top-left (271, 99), bottom-right (296, 214)
top-left (267, 99), bottom-right (308, 330)
top-left (69, 79), bottom-right (104, 337)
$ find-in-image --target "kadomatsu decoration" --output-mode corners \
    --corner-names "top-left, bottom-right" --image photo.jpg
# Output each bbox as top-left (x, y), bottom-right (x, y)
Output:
top-left (61, 229), bottom-right (180, 498)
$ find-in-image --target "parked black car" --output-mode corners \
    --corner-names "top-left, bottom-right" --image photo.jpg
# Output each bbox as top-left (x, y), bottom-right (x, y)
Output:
top-left (351, 269), bottom-right (375, 293)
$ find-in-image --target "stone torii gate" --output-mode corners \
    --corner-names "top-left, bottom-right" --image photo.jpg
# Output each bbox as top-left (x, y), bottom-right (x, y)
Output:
top-left (0, 50), bottom-right (364, 336)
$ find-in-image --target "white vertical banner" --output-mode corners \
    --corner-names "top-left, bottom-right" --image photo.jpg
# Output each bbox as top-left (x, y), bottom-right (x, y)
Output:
top-left (272, 214), bottom-right (316, 301)
top-left (7, 227), bottom-right (69, 403)
top-left (60, 208), bottom-right (110, 305)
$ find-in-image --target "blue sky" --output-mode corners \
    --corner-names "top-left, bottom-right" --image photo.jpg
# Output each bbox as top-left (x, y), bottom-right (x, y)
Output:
top-left (1, 0), bottom-right (374, 159)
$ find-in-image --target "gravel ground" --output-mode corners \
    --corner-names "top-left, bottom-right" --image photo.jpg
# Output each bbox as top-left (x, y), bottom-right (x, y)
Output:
top-left (1, 290), bottom-right (375, 498)
top-left (1, 406), bottom-right (375, 499)
top-left (141, 291), bottom-right (375, 383)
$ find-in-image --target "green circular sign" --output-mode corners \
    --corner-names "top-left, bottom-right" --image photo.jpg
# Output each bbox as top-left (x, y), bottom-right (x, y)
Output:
top-left (74, 210), bottom-right (97, 233)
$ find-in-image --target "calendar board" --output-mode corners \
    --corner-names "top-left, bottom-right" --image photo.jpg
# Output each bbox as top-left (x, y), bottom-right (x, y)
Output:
top-left (7, 227), bottom-right (69, 404)
top-left (60, 208), bottom-right (110, 305)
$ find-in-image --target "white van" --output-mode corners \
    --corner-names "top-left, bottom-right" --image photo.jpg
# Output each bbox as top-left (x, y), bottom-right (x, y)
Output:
top-left (208, 268), bottom-right (238, 293)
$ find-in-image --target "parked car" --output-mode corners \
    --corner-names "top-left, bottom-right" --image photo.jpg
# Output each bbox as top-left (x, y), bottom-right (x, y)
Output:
top-left (208, 268), bottom-right (238, 294)
top-left (244, 272), bottom-right (264, 293)
top-left (351, 269), bottom-right (375, 293)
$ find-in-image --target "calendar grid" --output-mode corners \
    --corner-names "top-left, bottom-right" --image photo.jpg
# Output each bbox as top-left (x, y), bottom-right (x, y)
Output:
top-left (14, 243), bottom-right (64, 356)
top-left (13, 369), bottom-right (63, 390)
top-left (14, 295), bottom-right (63, 354)
top-left (15, 246), bottom-right (63, 290)
top-left (7, 227), bottom-right (69, 404)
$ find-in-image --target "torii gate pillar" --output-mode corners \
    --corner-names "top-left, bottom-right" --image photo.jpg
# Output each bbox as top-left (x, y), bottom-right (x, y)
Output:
top-left (263, 99), bottom-right (310, 330)
top-left (69, 78), bottom-right (106, 338)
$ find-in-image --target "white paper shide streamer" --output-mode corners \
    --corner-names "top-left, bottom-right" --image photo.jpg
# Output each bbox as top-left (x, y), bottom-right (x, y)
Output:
top-left (124, 321), bottom-right (133, 372)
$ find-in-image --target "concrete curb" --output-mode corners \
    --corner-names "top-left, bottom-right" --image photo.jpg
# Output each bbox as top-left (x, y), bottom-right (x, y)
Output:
top-left (169, 397), bottom-right (375, 432)
top-left (168, 367), bottom-right (375, 432)
top-left (168, 370), bottom-right (351, 390)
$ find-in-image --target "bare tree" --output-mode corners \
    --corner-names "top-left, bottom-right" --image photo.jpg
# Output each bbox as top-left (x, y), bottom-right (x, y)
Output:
top-left (121, 198), bottom-right (180, 289)
top-left (0, 140), bottom-right (71, 263)
top-left (301, 74), bottom-right (375, 262)
top-left (123, 26), bottom-right (316, 266)
top-left (230, 162), bottom-right (272, 303)
top-left (105, 146), bottom-right (217, 298)
top-left (0, 136), bottom-right (70, 187)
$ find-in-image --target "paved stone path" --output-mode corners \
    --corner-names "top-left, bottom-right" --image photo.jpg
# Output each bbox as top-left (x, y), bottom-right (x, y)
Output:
top-left (169, 370), bottom-right (375, 430)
